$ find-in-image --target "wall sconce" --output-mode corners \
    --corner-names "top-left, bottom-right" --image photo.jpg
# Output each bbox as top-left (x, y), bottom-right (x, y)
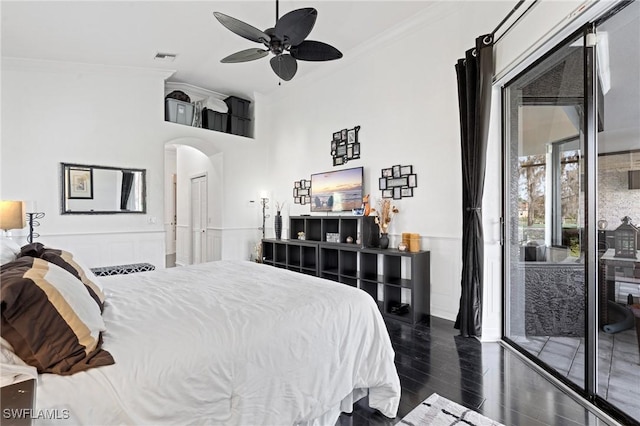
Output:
top-left (259, 191), bottom-right (270, 240)
top-left (0, 200), bottom-right (26, 236)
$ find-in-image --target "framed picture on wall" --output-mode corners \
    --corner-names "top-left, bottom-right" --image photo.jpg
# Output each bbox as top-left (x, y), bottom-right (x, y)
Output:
top-left (295, 181), bottom-right (301, 188)
top-left (294, 197), bottom-right (301, 204)
top-left (392, 165), bottom-right (401, 178)
top-left (382, 189), bottom-right (393, 198)
top-left (341, 128), bottom-right (348, 141)
top-left (393, 187), bottom-right (401, 200)
top-left (408, 174), bottom-right (417, 188)
top-left (303, 180), bottom-right (311, 188)
top-left (353, 143), bottom-right (360, 156)
top-left (401, 187), bottom-right (413, 197)
top-left (347, 128), bottom-right (356, 143)
top-left (67, 167), bottom-right (93, 199)
top-left (304, 195), bottom-right (311, 204)
top-left (333, 132), bottom-right (341, 141)
top-left (388, 177), bottom-right (408, 187)
top-left (334, 156), bottom-right (344, 166)
top-left (382, 168), bottom-right (392, 178)
top-left (400, 165), bottom-right (413, 175)
top-left (379, 177), bottom-right (387, 190)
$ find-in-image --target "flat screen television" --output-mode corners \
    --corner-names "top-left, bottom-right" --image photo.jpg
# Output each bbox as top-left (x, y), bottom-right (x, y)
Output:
top-left (310, 166), bottom-right (363, 212)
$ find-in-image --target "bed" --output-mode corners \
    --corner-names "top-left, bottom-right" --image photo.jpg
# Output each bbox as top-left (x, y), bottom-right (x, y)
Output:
top-left (1, 243), bottom-right (400, 426)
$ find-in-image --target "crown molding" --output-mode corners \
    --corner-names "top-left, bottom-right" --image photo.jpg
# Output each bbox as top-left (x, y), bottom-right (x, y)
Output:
top-left (1, 56), bottom-right (175, 80)
top-left (261, 1), bottom-right (460, 104)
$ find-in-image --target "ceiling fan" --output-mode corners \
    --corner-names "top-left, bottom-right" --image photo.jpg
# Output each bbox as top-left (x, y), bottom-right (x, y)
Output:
top-left (213, 0), bottom-right (342, 82)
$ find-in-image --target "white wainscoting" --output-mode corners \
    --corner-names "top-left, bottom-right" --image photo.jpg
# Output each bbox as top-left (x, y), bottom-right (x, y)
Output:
top-left (176, 225), bottom-right (262, 266)
top-left (176, 224), bottom-right (190, 266)
top-left (482, 242), bottom-right (503, 342)
top-left (420, 235), bottom-right (463, 322)
top-left (35, 230), bottom-right (166, 270)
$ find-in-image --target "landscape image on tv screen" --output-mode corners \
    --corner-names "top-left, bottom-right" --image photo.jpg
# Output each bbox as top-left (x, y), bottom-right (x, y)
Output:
top-left (310, 167), bottom-right (363, 212)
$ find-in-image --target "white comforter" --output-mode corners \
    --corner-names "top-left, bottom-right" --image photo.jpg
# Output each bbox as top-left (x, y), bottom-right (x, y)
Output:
top-left (35, 260), bottom-right (400, 425)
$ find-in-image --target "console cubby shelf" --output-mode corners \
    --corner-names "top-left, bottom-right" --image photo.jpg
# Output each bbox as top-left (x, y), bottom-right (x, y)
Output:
top-left (262, 216), bottom-right (430, 324)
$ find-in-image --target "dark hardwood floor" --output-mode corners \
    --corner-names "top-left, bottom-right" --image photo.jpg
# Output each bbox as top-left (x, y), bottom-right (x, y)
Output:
top-left (338, 317), bottom-right (618, 426)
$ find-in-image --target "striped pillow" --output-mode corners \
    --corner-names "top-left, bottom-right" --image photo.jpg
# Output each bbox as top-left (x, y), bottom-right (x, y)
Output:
top-left (0, 257), bottom-right (114, 375)
top-left (19, 243), bottom-right (105, 312)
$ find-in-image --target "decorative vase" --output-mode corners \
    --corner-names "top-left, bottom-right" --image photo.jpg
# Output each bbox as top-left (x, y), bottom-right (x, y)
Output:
top-left (379, 233), bottom-right (389, 249)
top-left (274, 212), bottom-right (283, 240)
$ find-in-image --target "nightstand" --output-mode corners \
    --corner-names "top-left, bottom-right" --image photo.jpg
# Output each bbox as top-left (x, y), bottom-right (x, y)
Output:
top-left (1, 379), bottom-right (36, 426)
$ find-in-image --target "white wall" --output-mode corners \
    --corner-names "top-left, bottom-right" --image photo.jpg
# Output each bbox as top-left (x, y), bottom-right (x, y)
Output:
top-left (0, 59), bottom-right (170, 268)
top-left (1, 59), bottom-right (268, 269)
top-left (259, 1), bottom-right (514, 323)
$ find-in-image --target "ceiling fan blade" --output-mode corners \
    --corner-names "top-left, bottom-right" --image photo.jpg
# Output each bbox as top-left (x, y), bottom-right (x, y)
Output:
top-left (290, 40), bottom-right (343, 62)
top-left (274, 8), bottom-right (317, 46)
top-left (221, 48), bottom-right (269, 63)
top-left (213, 12), bottom-right (271, 44)
top-left (270, 54), bottom-right (298, 81)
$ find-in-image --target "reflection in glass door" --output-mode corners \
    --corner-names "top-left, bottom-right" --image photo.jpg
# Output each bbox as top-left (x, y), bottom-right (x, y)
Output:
top-left (595, 1), bottom-right (640, 421)
top-left (504, 32), bottom-right (586, 390)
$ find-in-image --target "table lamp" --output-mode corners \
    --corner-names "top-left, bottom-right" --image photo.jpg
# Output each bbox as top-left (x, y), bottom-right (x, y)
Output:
top-left (0, 200), bottom-right (26, 236)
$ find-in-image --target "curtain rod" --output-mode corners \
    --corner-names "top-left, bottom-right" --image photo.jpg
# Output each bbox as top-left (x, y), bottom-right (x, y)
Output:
top-left (491, 0), bottom-right (539, 44)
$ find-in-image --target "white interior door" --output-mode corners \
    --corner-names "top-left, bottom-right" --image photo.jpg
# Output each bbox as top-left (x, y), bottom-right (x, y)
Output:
top-left (170, 174), bottom-right (177, 254)
top-left (190, 175), bottom-right (207, 264)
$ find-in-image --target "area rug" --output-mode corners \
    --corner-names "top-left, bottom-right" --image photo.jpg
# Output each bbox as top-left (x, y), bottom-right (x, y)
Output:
top-left (399, 393), bottom-right (505, 426)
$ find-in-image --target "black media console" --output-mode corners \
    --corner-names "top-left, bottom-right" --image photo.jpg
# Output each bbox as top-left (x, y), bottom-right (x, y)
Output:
top-left (262, 216), bottom-right (430, 325)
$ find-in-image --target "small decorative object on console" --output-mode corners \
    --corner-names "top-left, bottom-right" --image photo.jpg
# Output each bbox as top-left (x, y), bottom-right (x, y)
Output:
top-left (398, 242), bottom-right (407, 252)
top-left (379, 233), bottom-right (389, 249)
top-left (297, 231), bottom-right (306, 240)
top-left (326, 233), bottom-right (340, 243)
top-left (371, 199), bottom-right (399, 236)
top-left (409, 233), bottom-right (421, 253)
top-left (274, 201), bottom-right (285, 240)
top-left (346, 236), bottom-right (354, 244)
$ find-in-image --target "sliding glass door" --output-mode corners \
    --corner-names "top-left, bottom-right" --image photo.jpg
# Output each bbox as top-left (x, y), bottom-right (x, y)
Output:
top-left (503, 2), bottom-right (639, 423)
top-left (595, 1), bottom-right (640, 420)
top-left (504, 31), bottom-right (587, 389)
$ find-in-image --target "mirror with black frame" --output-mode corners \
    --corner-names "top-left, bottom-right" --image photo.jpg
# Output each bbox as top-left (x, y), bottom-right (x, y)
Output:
top-left (60, 163), bottom-right (146, 214)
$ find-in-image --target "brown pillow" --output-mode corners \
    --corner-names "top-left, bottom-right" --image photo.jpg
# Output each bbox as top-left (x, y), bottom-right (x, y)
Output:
top-left (0, 257), bottom-right (114, 375)
top-left (19, 243), bottom-right (104, 312)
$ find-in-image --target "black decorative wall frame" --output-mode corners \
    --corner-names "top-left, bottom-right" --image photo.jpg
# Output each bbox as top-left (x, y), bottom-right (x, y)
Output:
top-left (379, 165), bottom-right (417, 199)
top-left (331, 126), bottom-right (361, 166)
top-left (293, 179), bottom-right (311, 205)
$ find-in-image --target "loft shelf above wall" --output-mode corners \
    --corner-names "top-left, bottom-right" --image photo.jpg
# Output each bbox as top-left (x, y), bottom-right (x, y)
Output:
top-left (163, 81), bottom-right (254, 138)
top-left (261, 216), bottom-right (430, 325)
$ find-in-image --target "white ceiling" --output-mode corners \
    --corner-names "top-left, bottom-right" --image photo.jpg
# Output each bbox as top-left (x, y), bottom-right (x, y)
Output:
top-left (1, 1), bottom-right (442, 98)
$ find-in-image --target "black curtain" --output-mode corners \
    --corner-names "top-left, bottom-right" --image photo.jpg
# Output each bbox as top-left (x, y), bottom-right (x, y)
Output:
top-left (454, 34), bottom-right (494, 337)
top-left (120, 172), bottom-right (134, 210)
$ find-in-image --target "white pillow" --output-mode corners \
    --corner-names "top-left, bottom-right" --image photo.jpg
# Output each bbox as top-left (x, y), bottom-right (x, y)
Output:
top-left (1, 238), bottom-right (21, 265)
top-left (0, 337), bottom-right (37, 387)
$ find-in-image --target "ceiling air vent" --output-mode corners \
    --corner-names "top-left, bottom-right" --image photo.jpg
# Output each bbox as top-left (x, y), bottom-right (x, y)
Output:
top-left (154, 52), bottom-right (177, 62)
top-left (629, 170), bottom-right (640, 190)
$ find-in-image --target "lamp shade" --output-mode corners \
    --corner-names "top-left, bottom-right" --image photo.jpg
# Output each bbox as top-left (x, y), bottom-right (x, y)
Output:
top-left (0, 201), bottom-right (26, 231)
